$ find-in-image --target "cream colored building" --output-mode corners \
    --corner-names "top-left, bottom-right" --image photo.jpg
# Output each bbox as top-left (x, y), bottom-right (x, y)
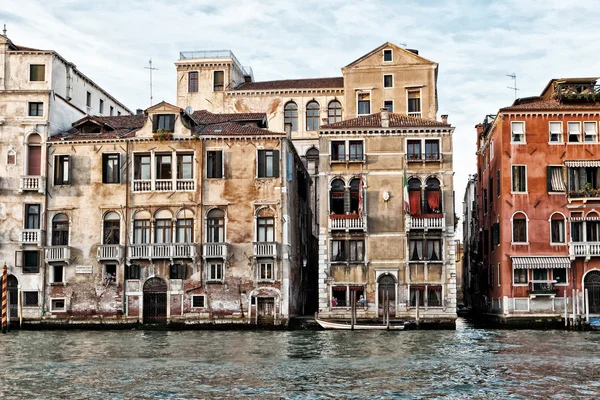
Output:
top-left (316, 110), bottom-right (457, 326)
top-left (0, 31), bottom-right (130, 323)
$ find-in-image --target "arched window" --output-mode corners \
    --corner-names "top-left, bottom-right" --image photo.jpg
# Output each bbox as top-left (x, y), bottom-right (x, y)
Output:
top-left (256, 207), bottom-right (275, 242)
top-left (154, 210), bottom-right (173, 244)
top-left (512, 212), bottom-right (528, 243)
top-left (207, 209), bottom-right (225, 243)
top-left (425, 178), bottom-right (441, 214)
top-left (51, 213), bottom-right (69, 246)
top-left (330, 179), bottom-right (345, 215)
top-left (306, 101), bottom-right (320, 131)
top-left (284, 102), bottom-right (298, 132)
top-left (550, 213), bottom-right (565, 244)
top-left (176, 209), bottom-right (194, 243)
top-left (27, 133), bottom-right (42, 176)
top-left (133, 211), bottom-right (151, 244)
top-left (350, 178), bottom-right (361, 214)
top-left (103, 211), bottom-right (120, 245)
top-left (305, 147), bottom-right (319, 175)
top-left (328, 100), bottom-right (342, 124)
top-left (408, 178), bottom-right (422, 216)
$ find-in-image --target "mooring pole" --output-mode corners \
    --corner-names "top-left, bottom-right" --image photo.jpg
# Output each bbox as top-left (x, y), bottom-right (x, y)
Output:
top-left (564, 290), bottom-right (568, 328)
top-left (1, 263), bottom-right (7, 333)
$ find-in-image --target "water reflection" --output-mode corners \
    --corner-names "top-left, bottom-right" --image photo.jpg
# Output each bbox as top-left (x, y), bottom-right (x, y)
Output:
top-left (0, 322), bottom-right (599, 399)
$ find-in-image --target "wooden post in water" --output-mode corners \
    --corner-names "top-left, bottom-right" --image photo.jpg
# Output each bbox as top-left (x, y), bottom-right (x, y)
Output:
top-left (585, 288), bottom-right (590, 323)
top-left (564, 290), bottom-right (568, 328)
top-left (572, 289), bottom-right (576, 329)
top-left (416, 290), bottom-right (420, 328)
top-left (1, 263), bottom-right (7, 333)
top-left (351, 290), bottom-right (356, 331)
top-left (19, 290), bottom-right (22, 328)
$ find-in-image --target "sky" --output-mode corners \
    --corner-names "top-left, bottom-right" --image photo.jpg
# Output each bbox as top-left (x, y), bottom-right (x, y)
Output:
top-left (3, 0), bottom-right (600, 235)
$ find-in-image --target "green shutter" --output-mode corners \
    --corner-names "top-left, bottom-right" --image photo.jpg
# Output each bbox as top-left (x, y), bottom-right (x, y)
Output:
top-left (102, 154), bottom-right (108, 183)
top-left (216, 151), bottom-right (223, 178)
top-left (272, 150), bottom-right (279, 178)
top-left (546, 166), bottom-right (552, 192)
top-left (152, 115), bottom-right (159, 132)
top-left (258, 150), bottom-right (265, 177)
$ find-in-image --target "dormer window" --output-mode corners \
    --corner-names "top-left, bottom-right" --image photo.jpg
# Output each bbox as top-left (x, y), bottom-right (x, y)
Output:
top-left (383, 49), bottom-right (392, 62)
top-left (153, 114), bottom-right (175, 133)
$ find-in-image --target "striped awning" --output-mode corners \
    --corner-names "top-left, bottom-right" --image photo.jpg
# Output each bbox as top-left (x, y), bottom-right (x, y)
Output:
top-left (565, 160), bottom-right (600, 167)
top-left (511, 256), bottom-right (571, 269)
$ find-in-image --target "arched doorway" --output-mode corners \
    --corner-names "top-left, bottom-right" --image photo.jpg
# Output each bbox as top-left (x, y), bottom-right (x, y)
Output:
top-left (378, 274), bottom-right (396, 319)
top-left (143, 277), bottom-right (167, 324)
top-left (584, 271), bottom-right (600, 314)
top-left (7, 275), bottom-right (18, 323)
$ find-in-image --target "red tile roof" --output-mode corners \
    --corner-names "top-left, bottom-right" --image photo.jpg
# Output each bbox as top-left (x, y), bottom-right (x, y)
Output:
top-left (234, 77), bottom-right (344, 91)
top-left (320, 112), bottom-right (450, 129)
top-left (192, 110), bottom-right (266, 125)
top-left (199, 122), bottom-right (284, 136)
top-left (501, 98), bottom-right (600, 111)
top-left (50, 114), bottom-right (146, 141)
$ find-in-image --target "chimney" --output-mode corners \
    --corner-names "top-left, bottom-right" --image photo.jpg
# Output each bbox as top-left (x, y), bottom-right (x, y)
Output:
top-left (475, 123), bottom-right (484, 135)
top-left (441, 114), bottom-right (448, 124)
top-left (136, 108), bottom-right (144, 115)
top-left (380, 108), bottom-right (390, 128)
top-left (407, 49), bottom-right (419, 55)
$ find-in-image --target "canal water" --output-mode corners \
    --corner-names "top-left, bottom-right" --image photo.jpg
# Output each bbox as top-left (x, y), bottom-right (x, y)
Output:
top-left (1, 320), bottom-right (599, 399)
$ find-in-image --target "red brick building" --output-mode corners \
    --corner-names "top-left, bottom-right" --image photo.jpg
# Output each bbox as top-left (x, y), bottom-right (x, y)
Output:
top-left (473, 78), bottom-right (600, 325)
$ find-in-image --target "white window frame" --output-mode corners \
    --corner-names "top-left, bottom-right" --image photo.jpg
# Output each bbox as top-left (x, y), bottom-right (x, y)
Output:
top-left (406, 88), bottom-right (422, 117)
top-left (22, 291), bottom-right (39, 307)
top-left (53, 154), bottom-right (71, 186)
top-left (50, 298), bottom-right (66, 312)
top-left (206, 147), bottom-right (225, 179)
top-left (490, 140), bottom-right (494, 161)
top-left (103, 264), bottom-right (118, 285)
top-left (383, 74), bottom-right (394, 88)
top-left (512, 267), bottom-right (529, 287)
top-left (549, 212), bottom-right (567, 245)
top-left (383, 49), bottom-right (393, 63)
top-left (511, 121), bottom-right (526, 144)
top-left (549, 121), bottom-right (563, 144)
top-left (356, 90), bottom-right (372, 116)
top-left (567, 121), bottom-right (582, 143)
top-left (207, 261), bottom-right (224, 282)
top-left (547, 164), bottom-right (566, 194)
top-left (497, 263), bottom-right (501, 287)
top-left (258, 260), bottom-right (275, 282)
top-left (584, 121), bottom-right (598, 142)
top-left (405, 138), bottom-right (441, 161)
top-left (191, 294), bottom-right (206, 308)
top-left (511, 164), bottom-right (527, 194)
top-left (511, 211), bottom-right (529, 245)
top-left (212, 70), bottom-right (225, 92)
top-left (50, 264), bottom-right (65, 285)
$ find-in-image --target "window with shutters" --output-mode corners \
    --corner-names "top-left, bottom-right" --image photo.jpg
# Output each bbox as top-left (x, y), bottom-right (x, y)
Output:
top-left (188, 71), bottom-right (198, 92)
top-left (169, 263), bottom-right (187, 279)
top-left (512, 212), bottom-right (528, 243)
top-left (213, 71), bottom-right (224, 91)
top-left (549, 121), bottom-right (563, 143)
top-left (18, 250), bottom-right (41, 274)
top-left (568, 122), bottom-right (582, 143)
top-left (29, 64), bottom-right (45, 81)
top-left (547, 166), bottom-right (566, 193)
top-left (511, 165), bottom-right (526, 193)
top-left (207, 150), bottom-right (223, 178)
top-left (257, 150), bottom-right (279, 178)
top-left (550, 213), bottom-right (566, 244)
top-left (511, 121), bottom-right (525, 143)
top-left (102, 153), bottom-right (121, 184)
top-left (492, 223), bottom-right (500, 246)
top-left (54, 155), bottom-right (70, 185)
top-left (157, 114), bottom-right (175, 132)
top-left (496, 170), bottom-right (500, 196)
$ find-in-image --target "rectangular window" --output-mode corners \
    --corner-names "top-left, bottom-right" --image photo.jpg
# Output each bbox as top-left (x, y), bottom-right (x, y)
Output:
top-left (349, 141), bottom-right (364, 161)
top-left (407, 140), bottom-right (421, 160)
top-left (103, 213), bottom-right (121, 245)
top-left (169, 264), bottom-right (187, 280)
top-left (28, 102), bottom-right (43, 116)
top-left (52, 265), bottom-right (64, 284)
top-left (409, 287), bottom-right (425, 307)
top-left (177, 153), bottom-right (194, 180)
top-left (30, 64), bottom-right (45, 81)
top-left (192, 295), bottom-right (205, 308)
top-left (213, 71), bottom-right (224, 91)
top-left (99, 99), bottom-right (104, 114)
top-left (513, 268), bottom-right (528, 284)
top-left (492, 223), bottom-right (500, 246)
top-left (553, 268), bottom-right (567, 285)
top-left (25, 204), bottom-right (40, 229)
top-left (332, 286), bottom-right (347, 307)
top-left (257, 150), bottom-right (279, 178)
top-left (489, 264), bottom-right (494, 287)
top-left (86, 92), bottom-right (92, 108)
top-left (102, 153), bottom-right (120, 184)
top-left (208, 262), bottom-right (223, 281)
top-left (571, 220), bottom-right (583, 242)
top-left (258, 261), bottom-right (274, 281)
top-left (54, 155), bottom-right (70, 185)
top-left (51, 298), bottom-right (65, 312)
top-left (155, 219), bottom-right (172, 244)
top-left (383, 49), bottom-right (392, 62)
top-left (257, 217), bottom-right (275, 242)
top-left (357, 92), bottom-right (371, 115)
top-left (22, 250), bottom-right (40, 273)
top-left (551, 219), bottom-right (565, 243)
top-left (483, 189), bottom-right (488, 214)
top-left (348, 240), bottom-right (364, 262)
top-left (331, 240), bottom-right (346, 262)
top-left (23, 291), bottom-right (39, 306)
top-left (584, 121), bottom-right (598, 142)
top-left (104, 265), bottom-right (116, 284)
top-left (155, 154), bottom-right (172, 180)
top-left (424, 140), bottom-right (439, 160)
top-left (117, 111), bottom-right (121, 116)
top-left (207, 150), bottom-right (223, 178)
top-left (497, 263), bottom-right (501, 286)
top-left (549, 121), bottom-right (562, 143)
top-left (125, 264), bottom-right (140, 280)
top-left (134, 154), bottom-right (151, 180)
top-left (511, 121), bottom-right (525, 143)
top-left (383, 74), bottom-right (393, 88)
top-left (489, 177), bottom-right (494, 204)
top-left (512, 165), bottom-right (526, 193)
top-left (496, 170), bottom-right (500, 196)
top-left (133, 220), bottom-right (151, 244)
top-left (154, 114), bottom-right (175, 132)
top-left (331, 141), bottom-right (346, 162)
top-left (407, 90), bottom-right (421, 116)
top-left (109, 106), bottom-right (114, 116)
top-left (547, 166), bottom-right (566, 192)
top-left (568, 122), bottom-right (582, 143)
top-left (383, 100), bottom-right (393, 112)
top-left (176, 218), bottom-right (193, 243)
top-left (188, 71), bottom-right (198, 92)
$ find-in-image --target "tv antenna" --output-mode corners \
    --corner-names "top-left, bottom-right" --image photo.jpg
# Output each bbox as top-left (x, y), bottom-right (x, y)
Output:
top-left (507, 73), bottom-right (519, 99)
top-left (145, 59), bottom-right (158, 107)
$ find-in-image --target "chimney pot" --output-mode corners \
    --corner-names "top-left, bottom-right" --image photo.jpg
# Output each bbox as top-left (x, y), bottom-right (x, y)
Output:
top-left (136, 108), bottom-right (144, 115)
top-left (380, 108), bottom-right (390, 128)
top-left (441, 114), bottom-right (448, 124)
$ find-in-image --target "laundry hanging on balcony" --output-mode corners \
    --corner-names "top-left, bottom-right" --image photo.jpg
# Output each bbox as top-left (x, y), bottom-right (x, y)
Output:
top-left (511, 256), bottom-right (571, 269)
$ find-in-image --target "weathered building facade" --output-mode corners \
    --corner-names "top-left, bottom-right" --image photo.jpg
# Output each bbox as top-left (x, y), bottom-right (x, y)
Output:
top-left (315, 110), bottom-right (457, 326)
top-left (472, 78), bottom-right (600, 325)
top-left (0, 32), bottom-right (131, 324)
top-left (462, 173), bottom-right (479, 308)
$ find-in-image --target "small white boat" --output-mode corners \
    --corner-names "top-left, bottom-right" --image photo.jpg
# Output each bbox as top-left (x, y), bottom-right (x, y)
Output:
top-left (315, 317), bottom-right (405, 330)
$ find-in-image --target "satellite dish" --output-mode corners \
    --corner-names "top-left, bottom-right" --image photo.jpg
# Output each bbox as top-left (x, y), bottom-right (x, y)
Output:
top-left (185, 105), bottom-right (194, 115)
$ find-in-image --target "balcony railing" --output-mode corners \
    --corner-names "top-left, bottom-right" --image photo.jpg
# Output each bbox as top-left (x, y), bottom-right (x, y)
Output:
top-left (330, 154), bottom-right (366, 164)
top-left (328, 214), bottom-right (367, 231)
top-left (45, 246), bottom-right (70, 263)
top-left (568, 190), bottom-right (600, 199)
top-left (527, 280), bottom-right (558, 297)
top-left (406, 153), bottom-right (442, 163)
top-left (408, 112), bottom-right (422, 118)
top-left (406, 214), bottom-right (445, 230)
top-left (128, 243), bottom-right (196, 259)
top-left (132, 179), bottom-right (196, 193)
top-left (97, 244), bottom-right (123, 261)
top-left (176, 179), bottom-right (195, 191)
top-left (133, 179), bottom-right (152, 192)
top-left (203, 243), bottom-right (228, 259)
top-left (19, 176), bottom-right (45, 193)
top-left (19, 229), bottom-right (43, 246)
top-left (253, 242), bottom-right (278, 258)
top-left (570, 241), bottom-right (600, 259)
top-left (155, 179), bottom-right (172, 191)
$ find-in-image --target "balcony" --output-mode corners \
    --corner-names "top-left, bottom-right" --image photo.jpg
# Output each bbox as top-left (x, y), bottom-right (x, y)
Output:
top-left (406, 214), bottom-right (445, 230)
top-left (328, 214), bottom-right (367, 231)
top-left (203, 242), bottom-right (228, 259)
top-left (406, 153), bottom-right (442, 163)
top-left (19, 229), bottom-right (43, 246)
top-left (45, 246), bottom-right (70, 263)
top-left (97, 245), bottom-right (124, 261)
top-left (330, 154), bottom-right (366, 164)
top-left (132, 179), bottom-right (196, 193)
top-left (527, 280), bottom-right (559, 298)
top-left (19, 176), bottom-right (45, 193)
top-left (569, 242), bottom-right (600, 260)
top-left (127, 243), bottom-right (197, 260)
top-left (253, 242), bottom-right (278, 258)
top-left (408, 112), bottom-right (422, 118)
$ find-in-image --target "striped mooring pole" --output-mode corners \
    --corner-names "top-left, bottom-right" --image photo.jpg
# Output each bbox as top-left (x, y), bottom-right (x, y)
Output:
top-left (2, 263), bottom-right (7, 333)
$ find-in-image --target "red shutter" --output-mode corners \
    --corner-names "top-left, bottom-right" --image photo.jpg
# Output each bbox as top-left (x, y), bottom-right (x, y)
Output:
top-left (28, 146), bottom-right (41, 175)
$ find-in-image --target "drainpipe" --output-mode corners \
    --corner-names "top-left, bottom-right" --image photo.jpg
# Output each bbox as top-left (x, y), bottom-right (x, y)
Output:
top-left (123, 139), bottom-right (130, 319)
top-left (42, 128), bottom-right (50, 318)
